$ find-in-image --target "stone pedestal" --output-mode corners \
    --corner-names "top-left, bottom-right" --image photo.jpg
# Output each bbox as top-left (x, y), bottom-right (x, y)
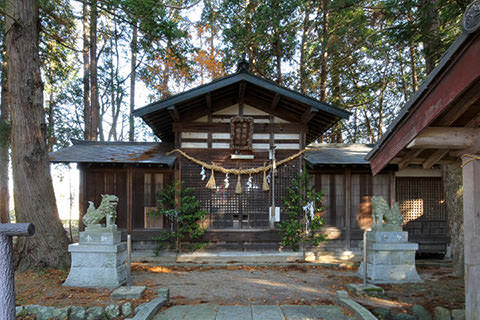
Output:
top-left (64, 227), bottom-right (127, 288)
top-left (358, 231), bottom-right (421, 284)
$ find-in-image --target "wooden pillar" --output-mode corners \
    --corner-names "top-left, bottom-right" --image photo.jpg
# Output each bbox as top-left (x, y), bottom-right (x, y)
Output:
top-left (78, 165), bottom-right (86, 232)
top-left (345, 168), bottom-right (351, 249)
top-left (0, 232), bottom-right (14, 319)
top-left (462, 157), bottom-right (480, 319)
top-left (127, 167), bottom-right (133, 234)
top-left (390, 171), bottom-right (396, 207)
top-left (0, 223), bottom-right (34, 320)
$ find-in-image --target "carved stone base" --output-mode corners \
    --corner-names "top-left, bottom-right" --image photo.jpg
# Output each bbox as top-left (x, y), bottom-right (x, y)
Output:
top-left (64, 229), bottom-right (127, 288)
top-left (358, 231), bottom-right (422, 284)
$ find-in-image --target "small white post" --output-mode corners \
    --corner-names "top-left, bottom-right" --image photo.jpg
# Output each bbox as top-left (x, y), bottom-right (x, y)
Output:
top-left (127, 234), bottom-right (132, 288)
top-left (363, 229), bottom-right (369, 288)
top-left (270, 146), bottom-right (277, 230)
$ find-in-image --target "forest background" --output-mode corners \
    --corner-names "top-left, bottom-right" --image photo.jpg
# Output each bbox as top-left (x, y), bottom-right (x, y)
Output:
top-left (0, 0), bottom-right (469, 268)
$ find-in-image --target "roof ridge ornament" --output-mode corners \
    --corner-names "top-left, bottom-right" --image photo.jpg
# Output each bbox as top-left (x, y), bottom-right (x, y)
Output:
top-left (236, 58), bottom-right (250, 73)
top-left (463, 0), bottom-right (480, 33)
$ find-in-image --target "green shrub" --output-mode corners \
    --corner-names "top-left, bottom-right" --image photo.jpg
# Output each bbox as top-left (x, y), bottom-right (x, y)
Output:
top-left (150, 180), bottom-right (208, 252)
top-left (279, 168), bottom-right (327, 251)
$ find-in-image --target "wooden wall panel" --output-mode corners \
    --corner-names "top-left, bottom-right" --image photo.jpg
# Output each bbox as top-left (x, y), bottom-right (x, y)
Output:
top-left (84, 169), bottom-right (128, 228)
top-left (312, 171), bottom-right (393, 242)
top-left (133, 169), bottom-right (145, 229)
top-left (116, 172), bottom-right (127, 229)
top-left (83, 166), bottom-right (172, 231)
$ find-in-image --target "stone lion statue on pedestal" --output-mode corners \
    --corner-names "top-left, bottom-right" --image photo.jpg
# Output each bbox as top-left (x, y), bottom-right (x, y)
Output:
top-left (371, 196), bottom-right (403, 232)
top-left (83, 194), bottom-right (119, 229)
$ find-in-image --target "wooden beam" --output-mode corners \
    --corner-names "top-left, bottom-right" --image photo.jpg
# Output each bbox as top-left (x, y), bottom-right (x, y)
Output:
top-left (301, 107), bottom-right (317, 123)
top-left (167, 105), bottom-right (180, 121)
top-left (423, 149), bottom-right (450, 169)
top-left (389, 172), bottom-right (396, 207)
top-left (126, 167), bottom-right (133, 234)
top-left (345, 168), bottom-right (351, 249)
top-left (172, 122), bottom-right (308, 133)
top-left (205, 92), bottom-right (212, 113)
top-left (436, 83), bottom-right (480, 125)
top-left (238, 82), bottom-right (246, 100)
top-left (271, 93), bottom-right (281, 110)
top-left (407, 127), bottom-right (480, 149)
top-left (78, 165), bottom-right (86, 232)
top-left (206, 93), bottom-right (212, 148)
top-left (398, 149), bottom-right (424, 169)
top-left (466, 107), bottom-right (480, 127)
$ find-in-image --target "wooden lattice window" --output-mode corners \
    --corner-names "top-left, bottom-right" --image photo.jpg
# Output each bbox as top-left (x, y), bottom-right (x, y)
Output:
top-left (230, 116), bottom-right (253, 150)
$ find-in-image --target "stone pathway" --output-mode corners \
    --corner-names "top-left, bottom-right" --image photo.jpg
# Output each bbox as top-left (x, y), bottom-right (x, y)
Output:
top-left (154, 304), bottom-right (349, 320)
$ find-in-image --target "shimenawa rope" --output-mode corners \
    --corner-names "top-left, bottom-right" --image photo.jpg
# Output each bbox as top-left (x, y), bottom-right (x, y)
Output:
top-left (167, 148), bottom-right (312, 175)
top-left (461, 154), bottom-right (480, 168)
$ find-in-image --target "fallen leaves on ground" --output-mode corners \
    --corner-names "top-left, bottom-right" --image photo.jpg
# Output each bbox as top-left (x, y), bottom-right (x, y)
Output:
top-left (353, 265), bottom-right (464, 315)
top-left (15, 268), bottom-right (156, 309)
top-left (14, 262), bottom-right (464, 318)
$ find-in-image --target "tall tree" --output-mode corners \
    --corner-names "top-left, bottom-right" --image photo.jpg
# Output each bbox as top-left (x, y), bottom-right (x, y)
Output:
top-left (129, 20), bottom-right (137, 141)
top-left (298, 1), bottom-right (311, 94)
top-left (442, 164), bottom-right (464, 277)
top-left (83, 0), bottom-right (91, 140)
top-left (0, 50), bottom-right (9, 223)
top-left (88, 0), bottom-right (99, 140)
top-left (419, 0), bottom-right (441, 74)
top-left (5, 0), bottom-right (69, 268)
top-left (40, 0), bottom-right (77, 152)
top-left (195, 0), bottom-right (225, 84)
top-left (220, 0), bottom-right (298, 81)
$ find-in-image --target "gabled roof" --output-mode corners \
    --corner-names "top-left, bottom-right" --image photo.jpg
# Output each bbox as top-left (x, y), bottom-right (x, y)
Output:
top-left (366, 31), bottom-right (474, 160)
top-left (366, 8), bottom-right (480, 175)
top-left (305, 144), bottom-right (373, 166)
top-left (133, 62), bottom-right (350, 143)
top-left (49, 139), bottom-right (176, 166)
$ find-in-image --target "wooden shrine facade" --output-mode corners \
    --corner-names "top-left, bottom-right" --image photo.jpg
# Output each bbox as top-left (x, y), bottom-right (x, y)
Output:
top-left (306, 144), bottom-right (447, 253)
top-left (49, 61), bottom-right (448, 252)
top-left (131, 60), bottom-right (350, 235)
top-left (175, 102), bottom-right (307, 230)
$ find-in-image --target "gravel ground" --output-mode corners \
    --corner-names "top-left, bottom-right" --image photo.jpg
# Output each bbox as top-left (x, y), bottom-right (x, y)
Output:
top-left (131, 262), bottom-right (464, 316)
top-left (131, 264), bottom-right (359, 306)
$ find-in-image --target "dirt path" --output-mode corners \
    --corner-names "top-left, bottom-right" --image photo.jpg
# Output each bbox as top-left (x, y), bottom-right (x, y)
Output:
top-left (131, 263), bottom-right (464, 315)
top-left (14, 262), bottom-right (464, 317)
top-left (132, 264), bottom-right (362, 305)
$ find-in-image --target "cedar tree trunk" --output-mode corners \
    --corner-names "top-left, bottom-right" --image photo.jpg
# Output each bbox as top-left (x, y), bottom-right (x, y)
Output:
top-left (83, 0), bottom-right (91, 140)
top-left (0, 57), bottom-right (9, 223)
top-left (442, 163), bottom-right (464, 277)
top-left (88, 0), bottom-right (99, 140)
top-left (419, 0), bottom-right (441, 74)
top-left (129, 22), bottom-right (137, 142)
top-left (5, 0), bottom-right (70, 269)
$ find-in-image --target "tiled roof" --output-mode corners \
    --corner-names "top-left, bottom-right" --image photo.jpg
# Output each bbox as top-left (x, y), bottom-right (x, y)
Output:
top-left (49, 139), bottom-right (176, 166)
top-left (305, 144), bottom-right (373, 165)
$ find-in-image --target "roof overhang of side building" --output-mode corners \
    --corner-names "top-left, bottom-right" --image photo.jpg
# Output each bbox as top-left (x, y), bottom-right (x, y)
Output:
top-left (49, 139), bottom-right (176, 167)
top-left (366, 10), bottom-right (480, 175)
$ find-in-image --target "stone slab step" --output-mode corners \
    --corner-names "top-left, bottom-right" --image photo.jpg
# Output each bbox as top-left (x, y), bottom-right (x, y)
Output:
top-left (154, 304), bottom-right (349, 320)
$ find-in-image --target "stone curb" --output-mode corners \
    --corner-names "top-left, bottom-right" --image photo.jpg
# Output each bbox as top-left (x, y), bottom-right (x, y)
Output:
top-left (126, 289), bottom-right (169, 320)
top-left (137, 261), bottom-right (355, 269)
top-left (336, 291), bottom-right (377, 320)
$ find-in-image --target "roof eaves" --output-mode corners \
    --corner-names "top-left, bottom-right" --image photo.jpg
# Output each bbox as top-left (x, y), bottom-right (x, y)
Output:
top-left (365, 31), bottom-right (471, 161)
top-left (71, 139), bottom-right (162, 146)
top-left (133, 70), bottom-right (350, 120)
top-left (132, 72), bottom-right (242, 117)
top-left (240, 73), bottom-right (351, 119)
